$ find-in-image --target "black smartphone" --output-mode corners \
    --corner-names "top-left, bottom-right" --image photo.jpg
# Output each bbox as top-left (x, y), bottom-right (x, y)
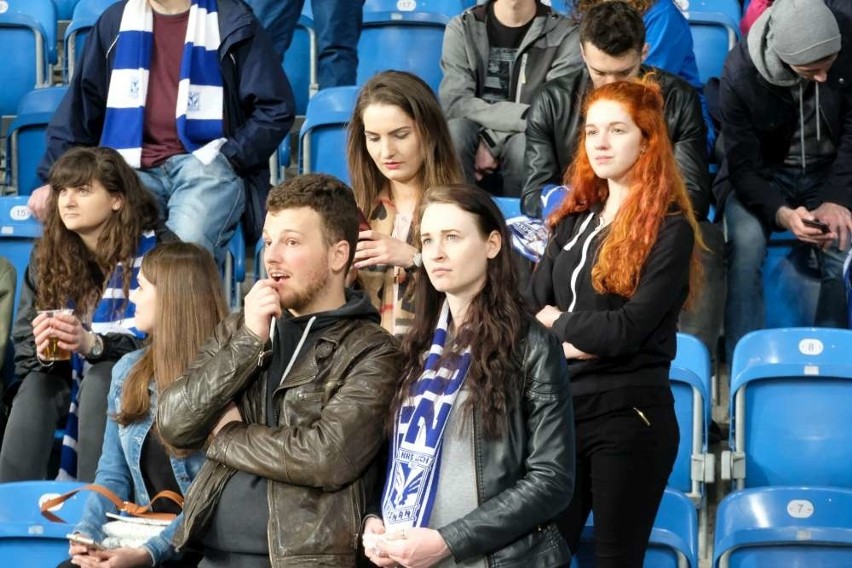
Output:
top-left (803, 218), bottom-right (830, 234)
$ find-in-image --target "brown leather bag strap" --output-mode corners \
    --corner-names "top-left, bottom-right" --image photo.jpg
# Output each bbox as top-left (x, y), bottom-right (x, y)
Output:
top-left (40, 484), bottom-right (182, 524)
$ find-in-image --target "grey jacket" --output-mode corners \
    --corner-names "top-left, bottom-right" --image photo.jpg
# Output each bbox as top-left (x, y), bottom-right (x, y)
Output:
top-left (439, 0), bottom-right (581, 156)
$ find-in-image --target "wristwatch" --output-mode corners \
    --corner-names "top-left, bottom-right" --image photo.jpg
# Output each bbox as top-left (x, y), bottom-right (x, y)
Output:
top-left (409, 251), bottom-right (423, 270)
top-left (88, 332), bottom-right (104, 359)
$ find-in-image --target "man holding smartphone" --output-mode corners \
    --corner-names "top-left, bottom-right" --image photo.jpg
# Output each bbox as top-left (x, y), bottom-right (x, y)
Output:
top-left (715, 0), bottom-right (852, 357)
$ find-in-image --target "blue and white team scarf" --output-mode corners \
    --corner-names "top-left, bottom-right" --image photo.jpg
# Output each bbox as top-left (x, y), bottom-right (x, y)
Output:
top-left (57, 231), bottom-right (158, 481)
top-left (381, 301), bottom-right (472, 530)
top-left (100, 0), bottom-right (224, 168)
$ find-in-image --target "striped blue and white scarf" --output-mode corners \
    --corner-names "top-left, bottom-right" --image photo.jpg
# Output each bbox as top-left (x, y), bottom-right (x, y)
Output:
top-left (382, 301), bottom-right (472, 530)
top-left (100, 0), bottom-right (224, 168)
top-left (57, 230), bottom-right (158, 480)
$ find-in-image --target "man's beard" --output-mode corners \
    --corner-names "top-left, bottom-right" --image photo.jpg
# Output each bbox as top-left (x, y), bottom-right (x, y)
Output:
top-left (280, 266), bottom-right (332, 314)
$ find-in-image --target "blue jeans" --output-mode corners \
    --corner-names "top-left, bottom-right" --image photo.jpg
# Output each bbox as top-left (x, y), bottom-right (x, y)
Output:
top-left (244, 0), bottom-right (364, 88)
top-left (137, 153), bottom-right (244, 266)
top-left (723, 167), bottom-right (848, 359)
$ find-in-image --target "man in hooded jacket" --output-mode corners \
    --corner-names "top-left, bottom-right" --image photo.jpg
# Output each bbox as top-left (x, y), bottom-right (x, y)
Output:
top-left (715, 0), bottom-right (852, 357)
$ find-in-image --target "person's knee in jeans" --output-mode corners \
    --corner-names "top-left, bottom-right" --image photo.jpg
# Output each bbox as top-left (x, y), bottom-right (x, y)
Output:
top-left (76, 361), bottom-right (115, 482)
top-left (724, 193), bottom-right (771, 356)
top-left (162, 154), bottom-right (245, 266)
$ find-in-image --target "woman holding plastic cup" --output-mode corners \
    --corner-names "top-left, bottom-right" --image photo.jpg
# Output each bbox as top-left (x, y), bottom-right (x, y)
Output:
top-left (1, 147), bottom-right (177, 483)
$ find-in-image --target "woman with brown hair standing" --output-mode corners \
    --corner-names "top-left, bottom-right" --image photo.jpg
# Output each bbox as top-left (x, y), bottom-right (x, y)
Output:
top-left (347, 70), bottom-right (462, 336)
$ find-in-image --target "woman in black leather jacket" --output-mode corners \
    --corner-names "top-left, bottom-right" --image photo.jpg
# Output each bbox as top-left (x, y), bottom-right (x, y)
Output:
top-left (364, 184), bottom-right (575, 568)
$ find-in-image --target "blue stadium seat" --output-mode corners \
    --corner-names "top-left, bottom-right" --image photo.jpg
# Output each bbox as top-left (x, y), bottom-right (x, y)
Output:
top-left (722, 328), bottom-right (852, 489)
top-left (255, 237), bottom-right (267, 283)
top-left (492, 197), bottom-right (521, 220)
top-left (0, 480), bottom-right (87, 566)
top-left (0, 196), bottom-right (41, 389)
top-left (364, 0), bottom-right (470, 17)
top-left (0, 0), bottom-right (57, 116)
top-left (298, 86), bottom-right (359, 184)
top-left (570, 488), bottom-right (699, 567)
top-left (5, 86), bottom-right (68, 196)
top-left (283, 14), bottom-right (317, 117)
top-left (224, 224), bottom-right (246, 312)
top-left (670, 333), bottom-right (714, 556)
top-left (669, 333), bottom-right (712, 497)
top-left (679, 1), bottom-right (740, 83)
top-left (64, 0), bottom-right (119, 81)
top-left (357, 11), bottom-right (450, 93)
top-left (713, 486), bottom-right (852, 568)
top-left (53, 0), bottom-right (80, 20)
top-left (0, 196), bottom-right (42, 320)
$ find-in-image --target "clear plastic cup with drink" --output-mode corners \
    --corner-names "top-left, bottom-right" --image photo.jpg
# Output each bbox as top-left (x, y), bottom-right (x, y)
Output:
top-left (37, 308), bottom-right (74, 362)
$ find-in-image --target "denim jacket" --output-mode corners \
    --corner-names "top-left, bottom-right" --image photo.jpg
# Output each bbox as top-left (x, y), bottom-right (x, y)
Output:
top-left (73, 349), bottom-right (205, 565)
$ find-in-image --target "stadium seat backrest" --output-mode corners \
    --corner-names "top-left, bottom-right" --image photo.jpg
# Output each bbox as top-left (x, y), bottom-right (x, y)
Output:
top-left (0, 196), bottom-right (42, 315)
top-left (0, 481), bottom-right (87, 566)
top-left (669, 333), bottom-right (711, 496)
top-left (679, 1), bottom-right (740, 83)
top-left (364, 0), bottom-right (469, 17)
top-left (713, 487), bottom-right (852, 568)
top-left (283, 15), bottom-right (316, 116)
top-left (492, 197), bottom-right (521, 220)
top-left (570, 488), bottom-right (698, 567)
top-left (357, 11), bottom-right (450, 94)
top-left (298, 86), bottom-right (359, 184)
top-left (6, 86), bottom-right (68, 195)
top-left (0, 0), bottom-right (56, 115)
top-left (53, 0), bottom-right (80, 20)
top-left (730, 328), bottom-right (852, 488)
top-left (223, 224), bottom-right (245, 313)
top-left (64, 0), bottom-right (119, 81)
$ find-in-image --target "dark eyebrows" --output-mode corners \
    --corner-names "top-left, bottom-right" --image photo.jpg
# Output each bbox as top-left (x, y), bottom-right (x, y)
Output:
top-left (364, 126), bottom-right (412, 136)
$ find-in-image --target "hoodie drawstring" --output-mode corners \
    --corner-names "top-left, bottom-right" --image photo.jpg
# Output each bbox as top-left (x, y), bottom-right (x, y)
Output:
top-left (270, 315), bottom-right (317, 386)
top-left (799, 82), bottom-right (806, 173)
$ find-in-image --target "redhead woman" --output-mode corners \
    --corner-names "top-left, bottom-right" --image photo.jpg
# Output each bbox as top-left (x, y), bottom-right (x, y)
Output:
top-left (529, 78), bottom-right (704, 567)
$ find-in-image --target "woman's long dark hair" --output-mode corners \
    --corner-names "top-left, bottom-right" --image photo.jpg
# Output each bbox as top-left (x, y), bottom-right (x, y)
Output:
top-left (35, 146), bottom-right (160, 315)
top-left (390, 184), bottom-right (526, 437)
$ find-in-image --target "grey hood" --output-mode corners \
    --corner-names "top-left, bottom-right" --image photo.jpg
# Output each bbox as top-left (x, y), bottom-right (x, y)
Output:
top-left (748, 9), bottom-right (802, 87)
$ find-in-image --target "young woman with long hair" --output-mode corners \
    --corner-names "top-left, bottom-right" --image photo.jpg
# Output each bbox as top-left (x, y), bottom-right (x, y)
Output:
top-left (60, 242), bottom-right (228, 568)
top-left (364, 185), bottom-right (574, 568)
top-left (1, 146), bottom-right (175, 483)
top-left (529, 77), bottom-right (704, 567)
top-left (347, 70), bottom-right (462, 336)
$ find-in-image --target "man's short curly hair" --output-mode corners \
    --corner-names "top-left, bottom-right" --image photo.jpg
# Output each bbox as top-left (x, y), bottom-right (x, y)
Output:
top-left (266, 174), bottom-right (359, 268)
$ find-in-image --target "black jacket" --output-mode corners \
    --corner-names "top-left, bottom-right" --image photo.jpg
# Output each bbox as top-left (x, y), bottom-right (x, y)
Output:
top-left (399, 318), bottom-right (575, 567)
top-left (527, 212), bottom-right (693, 397)
top-left (713, 0), bottom-right (852, 227)
top-left (11, 224), bottom-right (177, 387)
top-left (523, 66), bottom-right (710, 218)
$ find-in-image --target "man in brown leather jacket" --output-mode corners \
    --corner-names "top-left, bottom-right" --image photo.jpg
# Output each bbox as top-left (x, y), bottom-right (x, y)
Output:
top-left (157, 174), bottom-right (402, 567)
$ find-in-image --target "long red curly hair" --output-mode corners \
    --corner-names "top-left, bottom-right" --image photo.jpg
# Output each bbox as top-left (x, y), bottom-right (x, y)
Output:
top-left (549, 77), bottom-right (705, 304)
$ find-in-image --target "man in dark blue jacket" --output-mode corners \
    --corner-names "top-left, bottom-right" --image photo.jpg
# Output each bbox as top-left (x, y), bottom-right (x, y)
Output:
top-left (715, 0), bottom-right (852, 357)
top-left (31, 0), bottom-right (294, 260)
